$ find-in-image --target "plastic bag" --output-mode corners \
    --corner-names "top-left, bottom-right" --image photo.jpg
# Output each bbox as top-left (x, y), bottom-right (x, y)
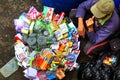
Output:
top-left (77, 52), bottom-right (116, 80)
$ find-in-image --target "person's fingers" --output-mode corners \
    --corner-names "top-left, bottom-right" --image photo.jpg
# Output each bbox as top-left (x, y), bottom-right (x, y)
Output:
top-left (86, 20), bottom-right (91, 27)
top-left (88, 16), bottom-right (94, 22)
top-left (85, 20), bottom-right (88, 24)
top-left (92, 16), bottom-right (95, 20)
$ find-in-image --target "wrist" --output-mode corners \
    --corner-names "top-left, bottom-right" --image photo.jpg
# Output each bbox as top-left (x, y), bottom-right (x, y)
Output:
top-left (88, 27), bottom-right (93, 32)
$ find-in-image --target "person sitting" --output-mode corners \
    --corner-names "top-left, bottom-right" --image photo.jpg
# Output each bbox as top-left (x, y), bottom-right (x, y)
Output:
top-left (76, 0), bottom-right (120, 55)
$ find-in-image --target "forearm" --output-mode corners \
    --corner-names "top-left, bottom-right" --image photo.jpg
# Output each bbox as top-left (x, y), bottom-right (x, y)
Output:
top-left (77, 17), bottom-right (86, 38)
top-left (78, 17), bottom-right (85, 29)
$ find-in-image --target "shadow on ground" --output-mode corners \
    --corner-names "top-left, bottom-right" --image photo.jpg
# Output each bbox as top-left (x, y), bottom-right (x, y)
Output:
top-left (0, 0), bottom-right (42, 80)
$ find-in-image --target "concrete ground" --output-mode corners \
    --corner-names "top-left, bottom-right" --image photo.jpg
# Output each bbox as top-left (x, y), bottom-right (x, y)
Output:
top-left (0, 0), bottom-right (89, 80)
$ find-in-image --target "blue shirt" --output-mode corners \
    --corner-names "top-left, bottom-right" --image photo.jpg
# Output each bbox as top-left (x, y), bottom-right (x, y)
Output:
top-left (41, 0), bottom-right (85, 16)
top-left (76, 0), bottom-right (120, 45)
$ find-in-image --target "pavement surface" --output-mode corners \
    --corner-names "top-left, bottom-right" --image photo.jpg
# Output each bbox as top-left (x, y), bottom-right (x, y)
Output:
top-left (0, 0), bottom-right (89, 80)
top-left (0, 0), bottom-right (42, 80)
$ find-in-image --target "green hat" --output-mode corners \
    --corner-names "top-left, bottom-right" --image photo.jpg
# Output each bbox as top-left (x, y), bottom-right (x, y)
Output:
top-left (90, 0), bottom-right (114, 18)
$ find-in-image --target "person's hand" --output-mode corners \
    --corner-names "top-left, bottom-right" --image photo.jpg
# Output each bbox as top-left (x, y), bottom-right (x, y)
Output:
top-left (86, 16), bottom-right (94, 32)
top-left (86, 16), bottom-right (94, 27)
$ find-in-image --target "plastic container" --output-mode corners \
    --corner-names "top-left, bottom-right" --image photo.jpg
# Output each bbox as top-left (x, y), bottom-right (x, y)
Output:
top-left (0, 57), bottom-right (19, 77)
